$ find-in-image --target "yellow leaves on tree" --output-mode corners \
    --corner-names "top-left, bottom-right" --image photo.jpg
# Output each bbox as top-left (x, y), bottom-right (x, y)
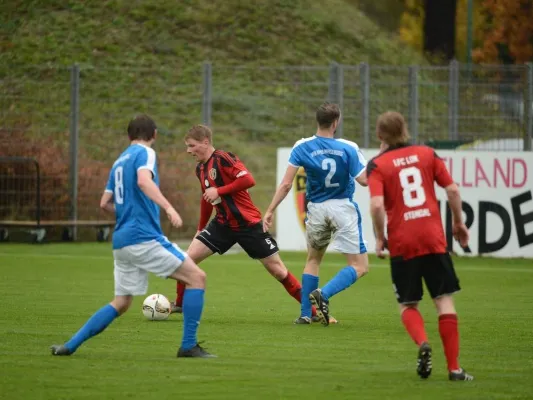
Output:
top-left (474, 0), bottom-right (533, 63)
top-left (399, 0), bottom-right (424, 53)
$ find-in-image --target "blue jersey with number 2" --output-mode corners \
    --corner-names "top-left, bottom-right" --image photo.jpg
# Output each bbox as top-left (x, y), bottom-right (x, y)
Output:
top-left (288, 136), bottom-right (367, 203)
top-left (105, 143), bottom-right (163, 249)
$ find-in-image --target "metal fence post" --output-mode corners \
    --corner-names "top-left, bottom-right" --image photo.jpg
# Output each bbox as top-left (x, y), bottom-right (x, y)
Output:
top-left (408, 66), bottom-right (419, 144)
top-left (202, 62), bottom-right (212, 126)
top-left (328, 61), bottom-right (339, 103)
top-left (328, 62), bottom-right (344, 138)
top-left (359, 63), bottom-right (370, 148)
top-left (337, 65), bottom-right (345, 138)
top-left (448, 60), bottom-right (459, 140)
top-left (69, 64), bottom-right (80, 240)
top-left (525, 63), bottom-right (533, 151)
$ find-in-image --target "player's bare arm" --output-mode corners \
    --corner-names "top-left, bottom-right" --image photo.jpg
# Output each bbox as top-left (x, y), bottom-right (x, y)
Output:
top-left (445, 183), bottom-right (469, 248)
top-left (99, 191), bottom-right (115, 213)
top-left (138, 169), bottom-right (183, 228)
top-left (263, 165), bottom-right (298, 232)
top-left (355, 170), bottom-right (368, 187)
top-left (370, 195), bottom-right (387, 258)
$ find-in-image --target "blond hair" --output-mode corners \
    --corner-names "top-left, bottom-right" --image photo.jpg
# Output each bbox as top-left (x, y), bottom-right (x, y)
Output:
top-left (376, 111), bottom-right (410, 146)
top-left (185, 124), bottom-right (213, 144)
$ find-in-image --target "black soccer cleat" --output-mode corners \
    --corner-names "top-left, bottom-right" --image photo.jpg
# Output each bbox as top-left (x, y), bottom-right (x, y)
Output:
top-left (170, 301), bottom-right (183, 314)
top-left (309, 289), bottom-right (330, 326)
top-left (449, 368), bottom-right (474, 381)
top-left (417, 342), bottom-right (432, 379)
top-left (294, 316), bottom-right (312, 324)
top-left (50, 344), bottom-right (72, 356)
top-left (177, 343), bottom-right (217, 358)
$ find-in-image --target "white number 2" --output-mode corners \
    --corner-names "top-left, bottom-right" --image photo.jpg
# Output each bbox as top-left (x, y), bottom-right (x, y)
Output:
top-left (322, 158), bottom-right (339, 188)
top-left (114, 166), bottom-right (124, 204)
top-left (399, 166), bottom-right (426, 208)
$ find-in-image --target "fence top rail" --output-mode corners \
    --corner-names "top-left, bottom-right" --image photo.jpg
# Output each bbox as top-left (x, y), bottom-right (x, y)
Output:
top-left (0, 156), bottom-right (39, 165)
top-left (4, 62), bottom-right (531, 71)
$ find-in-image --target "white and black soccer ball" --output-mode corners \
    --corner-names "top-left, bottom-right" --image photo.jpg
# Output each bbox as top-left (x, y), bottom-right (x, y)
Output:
top-left (142, 294), bottom-right (171, 321)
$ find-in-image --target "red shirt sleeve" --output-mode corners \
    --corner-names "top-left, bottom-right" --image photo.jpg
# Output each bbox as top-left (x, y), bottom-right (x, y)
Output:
top-left (433, 151), bottom-right (454, 188)
top-left (367, 160), bottom-right (384, 197)
top-left (217, 152), bottom-right (256, 195)
top-left (197, 197), bottom-right (213, 231)
top-left (217, 173), bottom-right (255, 195)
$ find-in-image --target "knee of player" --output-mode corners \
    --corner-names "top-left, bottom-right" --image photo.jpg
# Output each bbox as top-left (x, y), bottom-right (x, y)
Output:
top-left (260, 255), bottom-right (286, 278)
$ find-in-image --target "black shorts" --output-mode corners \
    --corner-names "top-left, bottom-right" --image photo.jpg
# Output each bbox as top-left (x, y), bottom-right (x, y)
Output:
top-left (196, 219), bottom-right (279, 259)
top-left (390, 253), bottom-right (461, 304)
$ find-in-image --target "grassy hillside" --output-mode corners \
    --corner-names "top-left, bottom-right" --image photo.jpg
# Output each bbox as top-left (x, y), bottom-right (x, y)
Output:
top-left (1, 0), bottom-right (430, 237)
top-left (1, 0), bottom-right (422, 67)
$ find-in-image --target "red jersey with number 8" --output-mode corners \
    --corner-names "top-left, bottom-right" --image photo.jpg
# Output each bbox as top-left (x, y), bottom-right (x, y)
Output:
top-left (367, 144), bottom-right (454, 260)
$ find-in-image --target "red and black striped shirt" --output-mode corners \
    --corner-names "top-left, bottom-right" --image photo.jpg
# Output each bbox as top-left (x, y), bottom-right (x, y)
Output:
top-left (196, 150), bottom-right (262, 230)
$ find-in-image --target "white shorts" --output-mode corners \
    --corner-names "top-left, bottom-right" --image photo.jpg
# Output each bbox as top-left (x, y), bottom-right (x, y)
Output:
top-left (306, 198), bottom-right (367, 254)
top-left (113, 238), bottom-right (187, 296)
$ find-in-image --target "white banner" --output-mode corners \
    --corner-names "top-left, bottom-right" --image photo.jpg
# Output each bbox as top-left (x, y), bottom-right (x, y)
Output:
top-left (276, 148), bottom-right (533, 258)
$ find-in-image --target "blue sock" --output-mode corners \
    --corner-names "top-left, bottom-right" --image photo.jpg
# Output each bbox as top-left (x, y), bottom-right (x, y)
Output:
top-left (65, 304), bottom-right (119, 353)
top-left (181, 288), bottom-right (205, 350)
top-left (321, 266), bottom-right (358, 301)
top-left (301, 274), bottom-right (319, 318)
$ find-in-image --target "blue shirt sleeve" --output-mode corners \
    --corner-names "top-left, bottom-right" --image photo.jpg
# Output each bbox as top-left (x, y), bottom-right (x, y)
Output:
top-left (105, 168), bottom-right (114, 193)
top-left (349, 147), bottom-right (367, 178)
top-left (288, 143), bottom-right (303, 167)
top-left (135, 146), bottom-right (157, 175)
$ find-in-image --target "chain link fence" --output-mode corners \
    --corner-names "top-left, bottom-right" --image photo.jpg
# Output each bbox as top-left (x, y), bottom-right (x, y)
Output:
top-left (1, 61), bottom-right (532, 240)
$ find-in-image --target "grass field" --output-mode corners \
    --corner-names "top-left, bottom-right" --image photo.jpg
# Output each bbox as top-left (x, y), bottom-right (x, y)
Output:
top-left (1, 243), bottom-right (532, 400)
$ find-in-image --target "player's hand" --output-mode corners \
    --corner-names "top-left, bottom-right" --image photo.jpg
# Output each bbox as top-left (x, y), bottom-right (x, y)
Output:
top-left (452, 222), bottom-right (469, 248)
top-left (166, 206), bottom-right (183, 228)
top-left (263, 210), bottom-right (274, 232)
top-left (203, 188), bottom-right (220, 203)
top-left (375, 237), bottom-right (388, 259)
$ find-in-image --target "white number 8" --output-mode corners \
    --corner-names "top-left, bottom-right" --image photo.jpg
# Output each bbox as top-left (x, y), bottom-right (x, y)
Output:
top-left (399, 166), bottom-right (425, 208)
top-left (114, 166), bottom-right (124, 204)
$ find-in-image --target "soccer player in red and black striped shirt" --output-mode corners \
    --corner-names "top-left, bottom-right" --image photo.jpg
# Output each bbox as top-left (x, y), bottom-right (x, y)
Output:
top-left (171, 125), bottom-right (318, 322)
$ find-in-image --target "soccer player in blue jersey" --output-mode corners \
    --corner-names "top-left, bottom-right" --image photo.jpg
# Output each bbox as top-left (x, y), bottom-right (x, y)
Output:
top-left (50, 115), bottom-right (215, 358)
top-left (263, 102), bottom-right (369, 326)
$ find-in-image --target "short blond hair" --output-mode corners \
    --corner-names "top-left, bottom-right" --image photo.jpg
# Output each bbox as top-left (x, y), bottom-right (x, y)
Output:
top-left (185, 124), bottom-right (213, 143)
top-left (376, 111), bottom-right (410, 146)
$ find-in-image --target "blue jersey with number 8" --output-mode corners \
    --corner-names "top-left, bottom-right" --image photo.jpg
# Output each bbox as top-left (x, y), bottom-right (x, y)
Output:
top-left (288, 136), bottom-right (367, 203)
top-left (105, 143), bottom-right (163, 249)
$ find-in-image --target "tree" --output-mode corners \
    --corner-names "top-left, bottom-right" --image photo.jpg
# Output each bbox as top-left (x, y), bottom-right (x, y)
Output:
top-left (399, 0), bottom-right (461, 61)
top-left (473, 0), bottom-right (533, 63)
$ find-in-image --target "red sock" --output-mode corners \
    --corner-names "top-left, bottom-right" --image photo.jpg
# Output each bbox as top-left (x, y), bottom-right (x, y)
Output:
top-left (175, 281), bottom-right (186, 307)
top-left (439, 314), bottom-right (460, 371)
top-left (401, 308), bottom-right (428, 346)
top-left (280, 272), bottom-right (317, 316)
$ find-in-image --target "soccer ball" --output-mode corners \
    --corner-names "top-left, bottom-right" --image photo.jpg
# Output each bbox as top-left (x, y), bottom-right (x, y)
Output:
top-left (142, 294), bottom-right (171, 321)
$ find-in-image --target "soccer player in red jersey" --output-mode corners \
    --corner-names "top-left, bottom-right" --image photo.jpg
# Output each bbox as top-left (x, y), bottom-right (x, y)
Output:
top-left (367, 111), bottom-right (473, 381)
top-left (170, 125), bottom-right (324, 322)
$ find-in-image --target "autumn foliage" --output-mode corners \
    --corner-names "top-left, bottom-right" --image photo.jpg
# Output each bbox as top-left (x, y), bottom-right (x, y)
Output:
top-left (473, 0), bottom-right (533, 63)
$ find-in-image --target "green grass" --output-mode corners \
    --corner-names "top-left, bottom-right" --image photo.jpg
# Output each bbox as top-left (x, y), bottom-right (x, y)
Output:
top-left (1, 243), bottom-right (532, 400)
